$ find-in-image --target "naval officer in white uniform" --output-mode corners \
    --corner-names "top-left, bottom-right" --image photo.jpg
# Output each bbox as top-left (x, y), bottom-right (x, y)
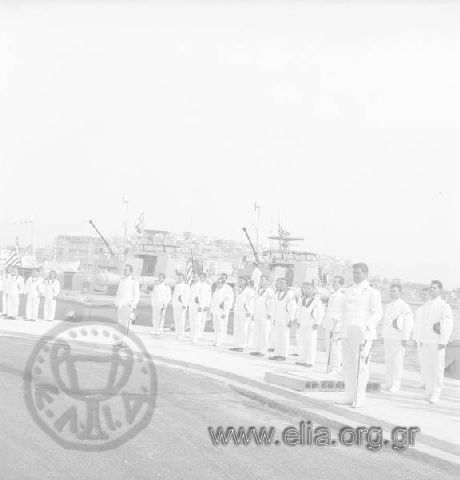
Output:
top-left (172, 273), bottom-right (190, 338)
top-left (24, 268), bottom-right (43, 321)
top-left (382, 284), bottom-right (413, 392)
top-left (151, 273), bottom-right (172, 335)
top-left (418, 280), bottom-right (453, 403)
top-left (115, 264), bottom-right (140, 347)
top-left (340, 263), bottom-right (382, 408)
top-left (322, 276), bottom-right (346, 374)
top-left (43, 270), bottom-right (61, 321)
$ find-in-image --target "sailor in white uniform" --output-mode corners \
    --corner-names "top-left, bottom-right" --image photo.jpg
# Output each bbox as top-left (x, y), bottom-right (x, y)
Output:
top-left (151, 273), bottom-right (172, 335)
top-left (267, 277), bottom-right (281, 354)
top-left (210, 277), bottom-right (234, 346)
top-left (230, 276), bottom-right (254, 351)
top-left (250, 276), bottom-right (274, 356)
top-left (418, 280), bottom-right (453, 403)
top-left (251, 263), bottom-right (262, 291)
top-left (172, 273), bottom-right (190, 338)
top-left (322, 276), bottom-right (345, 374)
top-left (382, 284), bottom-right (413, 392)
top-left (42, 270), bottom-right (61, 321)
top-left (294, 282), bottom-right (325, 367)
top-left (7, 266), bottom-right (25, 319)
top-left (1, 265), bottom-right (12, 316)
top-left (24, 268), bottom-right (43, 321)
top-left (340, 263), bottom-right (382, 408)
top-left (115, 264), bottom-right (140, 347)
top-left (269, 278), bottom-right (296, 361)
top-left (188, 273), bottom-right (211, 342)
top-left (412, 287), bottom-right (428, 388)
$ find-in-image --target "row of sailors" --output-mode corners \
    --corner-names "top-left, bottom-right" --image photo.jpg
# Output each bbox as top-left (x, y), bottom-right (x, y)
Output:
top-left (0, 266), bottom-right (61, 321)
top-left (116, 262), bottom-right (454, 406)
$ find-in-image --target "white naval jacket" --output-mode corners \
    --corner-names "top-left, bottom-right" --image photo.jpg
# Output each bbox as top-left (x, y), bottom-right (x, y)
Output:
top-left (272, 290), bottom-right (296, 327)
top-left (24, 277), bottom-right (43, 299)
top-left (382, 298), bottom-right (413, 341)
top-left (188, 281), bottom-right (212, 310)
top-left (172, 282), bottom-right (190, 308)
top-left (115, 276), bottom-right (140, 309)
top-left (418, 296), bottom-right (453, 345)
top-left (234, 286), bottom-right (255, 318)
top-left (253, 286), bottom-right (274, 320)
top-left (151, 282), bottom-right (172, 308)
top-left (341, 281), bottom-right (383, 340)
top-left (295, 295), bottom-right (325, 327)
top-left (210, 285), bottom-right (234, 316)
top-left (322, 288), bottom-right (345, 333)
top-left (8, 275), bottom-right (25, 297)
top-left (42, 279), bottom-right (61, 300)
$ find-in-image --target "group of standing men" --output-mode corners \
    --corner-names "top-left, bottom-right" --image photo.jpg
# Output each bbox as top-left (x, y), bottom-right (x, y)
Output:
top-left (0, 265), bottom-right (61, 321)
top-left (115, 262), bottom-right (454, 406)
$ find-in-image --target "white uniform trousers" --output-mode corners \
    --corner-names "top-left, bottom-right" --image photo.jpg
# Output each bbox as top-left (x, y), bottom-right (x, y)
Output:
top-left (44, 299), bottom-right (57, 321)
top-left (341, 338), bottom-right (372, 404)
top-left (268, 319), bottom-right (276, 351)
top-left (416, 343), bottom-right (425, 386)
top-left (1, 293), bottom-right (7, 315)
top-left (384, 339), bottom-right (405, 389)
top-left (420, 343), bottom-right (446, 400)
top-left (26, 295), bottom-right (40, 321)
top-left (173, 304), bottom-right (186, 337)
top-left (325, 328), bottom-right (342, 372)
top-left (273, 322), bottom-right (289, 357)
top-left (253, 315), bottom-right (270, 354)
top-left (233, 312), bottom-right (249, 348)
top-left (151, 306), bottom-right (164, 334)
top-left (297, 324), bottom-right (318, 364)
top-left (189, 307), bottom-right (203, 342)
top-left (246, 318), bottom-right (255, 350)
top-left (7, 294), bottom-right (20, 318)
top-left (213, 313), bottom-right (229, 346)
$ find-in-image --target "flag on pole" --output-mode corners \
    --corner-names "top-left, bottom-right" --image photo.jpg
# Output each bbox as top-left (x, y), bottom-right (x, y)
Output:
top-left (185, 260), bottom-right (193, 285)
top-left (4, 246), bottom-right (21, 269)
top-left (135, 212), bottom-right (145, 235)
top-left (278, 224), bottom-right (290, 238)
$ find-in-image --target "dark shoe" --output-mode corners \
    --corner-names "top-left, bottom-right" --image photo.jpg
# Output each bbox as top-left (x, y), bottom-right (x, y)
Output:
top-left (291, 353), bottom-right (299, 357)
top-left (229, 347), bottom-right (243, 352)
top-left (267, 348), bottom-right (274, 352)
top-left (250, 351), bottom-right (263, 356)
top-left (268, 356), bottom-right (276, 360)
top-left (295, 361), bottom-right (307, 366)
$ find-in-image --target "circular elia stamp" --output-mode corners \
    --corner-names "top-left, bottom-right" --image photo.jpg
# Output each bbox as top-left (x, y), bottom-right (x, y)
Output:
top-left (23, 321), bottom-right (157, 451)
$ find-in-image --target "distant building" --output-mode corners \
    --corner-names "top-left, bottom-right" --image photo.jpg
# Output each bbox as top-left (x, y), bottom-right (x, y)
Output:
top-left (55, 235), bottom-right (106, 270)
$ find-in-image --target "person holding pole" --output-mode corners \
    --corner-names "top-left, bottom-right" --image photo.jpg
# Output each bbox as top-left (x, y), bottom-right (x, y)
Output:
top-left (339, 263), bottom-right (382, 408)
top-left (323, 275), bottom-right (346, 375)
top-left (114, 264), bottom-right (140, 348)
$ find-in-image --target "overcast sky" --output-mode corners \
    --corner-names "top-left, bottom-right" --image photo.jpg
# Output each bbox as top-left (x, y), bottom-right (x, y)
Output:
top-left (1, 1), bottom-right (459, 286)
